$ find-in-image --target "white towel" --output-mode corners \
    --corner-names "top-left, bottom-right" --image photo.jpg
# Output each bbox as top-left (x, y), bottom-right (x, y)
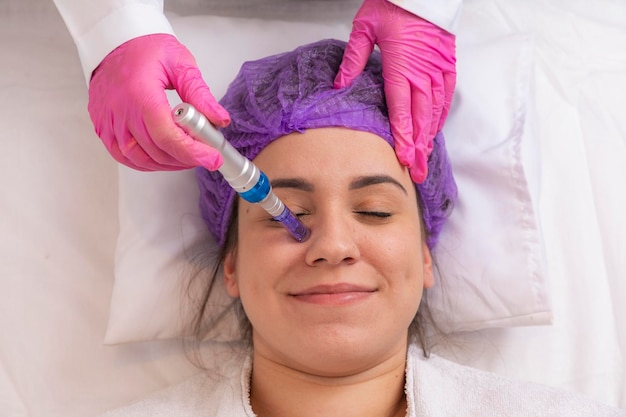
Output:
top-left (101, 342), bottom-right (625, 416)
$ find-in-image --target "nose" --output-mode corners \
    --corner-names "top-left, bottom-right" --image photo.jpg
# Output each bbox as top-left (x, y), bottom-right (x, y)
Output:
top-left (304, 212), bottom-right (361, 266)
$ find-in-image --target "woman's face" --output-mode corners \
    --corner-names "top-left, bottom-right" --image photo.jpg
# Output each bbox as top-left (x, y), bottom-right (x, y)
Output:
top-left (223, 128), bottom-right (433, 376)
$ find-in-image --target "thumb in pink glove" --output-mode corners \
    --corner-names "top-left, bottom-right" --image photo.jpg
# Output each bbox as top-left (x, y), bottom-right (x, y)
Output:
top-left (88, 34), bottom-right (230, 171)
top-left (334, 0), bottom-right (456, 183)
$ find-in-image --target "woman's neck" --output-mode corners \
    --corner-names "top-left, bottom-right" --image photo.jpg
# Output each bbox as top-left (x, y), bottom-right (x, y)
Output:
top-left (249, 344), bottom-right (408, 417)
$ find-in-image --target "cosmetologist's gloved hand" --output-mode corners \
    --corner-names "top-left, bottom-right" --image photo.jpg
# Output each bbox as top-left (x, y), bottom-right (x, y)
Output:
top-left (88, 34), bottom-right (230, 171)
top-left (335, 0), bottom-right (456, 183)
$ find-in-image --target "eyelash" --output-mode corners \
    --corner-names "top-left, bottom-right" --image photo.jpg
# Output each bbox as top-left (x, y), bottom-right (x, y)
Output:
top-left (269, 212), bottom-right (310, 222)
top-left (268, 211), bottom-right (391, 223)
top-left (355, 211), bottom-right (392, 218)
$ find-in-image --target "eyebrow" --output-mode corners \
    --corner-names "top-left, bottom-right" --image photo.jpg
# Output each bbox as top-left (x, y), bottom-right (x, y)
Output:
top-left (270, 178), bottom-right (314, 192)
top-left (271, 175), bottom-right (407, 195)
top-left (350, 175), bottom-right (408, 195)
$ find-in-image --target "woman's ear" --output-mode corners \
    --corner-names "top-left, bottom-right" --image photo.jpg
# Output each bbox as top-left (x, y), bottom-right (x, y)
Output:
top-left (422, 243), bottom-right (434, 289)
top-left (223, 250), bottom-right (240, 297)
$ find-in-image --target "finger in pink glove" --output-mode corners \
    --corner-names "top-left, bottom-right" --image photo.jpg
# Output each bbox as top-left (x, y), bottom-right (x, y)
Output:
top-left (335, 0), bottom-right (456, 183)
top-left (88, 34), bottom-right (230, 171)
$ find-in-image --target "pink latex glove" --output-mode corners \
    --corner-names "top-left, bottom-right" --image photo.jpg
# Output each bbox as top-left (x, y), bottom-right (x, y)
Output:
top-left (334, 0), bottom-right (456, 183)
top-left (87, 34), bottom-right (230, 171)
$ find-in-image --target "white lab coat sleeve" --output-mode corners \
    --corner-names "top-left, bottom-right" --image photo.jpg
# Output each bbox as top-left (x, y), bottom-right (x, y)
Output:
top-left (386, 0), bottom-right (462, 34)
top-left (52, 0), bottom-right (176, 83)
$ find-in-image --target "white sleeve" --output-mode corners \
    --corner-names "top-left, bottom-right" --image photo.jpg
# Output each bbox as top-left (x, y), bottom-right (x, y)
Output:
top-left (52, 0), bottom-right (176, 83)
top-left (386, 0), bottom-right (463, 34)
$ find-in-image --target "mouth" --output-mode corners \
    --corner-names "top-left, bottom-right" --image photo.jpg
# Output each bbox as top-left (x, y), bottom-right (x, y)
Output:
top-left (289, 284), bottom-right (377, 306)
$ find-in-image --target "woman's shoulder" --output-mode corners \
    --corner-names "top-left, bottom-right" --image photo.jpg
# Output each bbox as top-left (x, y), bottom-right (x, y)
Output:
top-left (99, 342), bottom-right (252, 417)
top-left (407, 344), bottom-right (625, 417)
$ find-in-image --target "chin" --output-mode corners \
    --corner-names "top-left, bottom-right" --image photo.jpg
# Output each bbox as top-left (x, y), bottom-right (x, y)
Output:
top-left (285, 328), bottom-right (407, 376)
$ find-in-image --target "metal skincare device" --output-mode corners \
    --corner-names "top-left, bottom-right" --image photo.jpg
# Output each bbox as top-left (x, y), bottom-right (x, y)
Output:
top-left (172, 103), bottom-right (310, 243)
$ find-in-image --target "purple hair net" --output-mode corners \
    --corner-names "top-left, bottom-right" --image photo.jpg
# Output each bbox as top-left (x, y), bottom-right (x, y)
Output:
top-left (196, 39), bottom-right (457, 249)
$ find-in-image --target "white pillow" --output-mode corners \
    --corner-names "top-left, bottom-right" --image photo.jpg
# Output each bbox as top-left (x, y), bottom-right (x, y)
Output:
top-left (430, 33), bottom-right (550, 332)
top-left (106, 11), bottom-right (551, 344)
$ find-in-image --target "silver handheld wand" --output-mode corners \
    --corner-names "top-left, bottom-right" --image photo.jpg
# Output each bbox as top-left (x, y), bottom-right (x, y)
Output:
top-left (172, 103), bottom-right (310, 243)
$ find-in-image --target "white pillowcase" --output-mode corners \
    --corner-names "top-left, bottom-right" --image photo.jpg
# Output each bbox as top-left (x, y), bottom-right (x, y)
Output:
top-left (106, 11), bottom-right (550, 344)
top-left (431, 33), bottom-right (550, 331)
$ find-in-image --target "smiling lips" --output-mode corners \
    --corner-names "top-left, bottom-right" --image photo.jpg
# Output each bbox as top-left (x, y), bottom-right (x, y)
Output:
top-left (289, 284), bottom-right (376, 305)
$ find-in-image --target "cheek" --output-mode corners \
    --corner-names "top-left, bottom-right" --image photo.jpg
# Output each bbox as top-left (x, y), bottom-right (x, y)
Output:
top-left (233, 231), bottom-right (304, 298)
top-left (373, 224), bottom-right (425, 272)
top-left (368, 226), bottom-right (427, 305)
top-left (392, 244), bottom-right (427, 320)
top-left (231, 243), bottom-right (300, 335)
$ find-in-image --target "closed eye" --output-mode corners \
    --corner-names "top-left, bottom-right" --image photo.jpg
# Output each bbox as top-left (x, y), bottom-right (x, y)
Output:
top-left (355, 211), bottom-right (392, 218)
top-left (269, 211), bottom-right (311, 222)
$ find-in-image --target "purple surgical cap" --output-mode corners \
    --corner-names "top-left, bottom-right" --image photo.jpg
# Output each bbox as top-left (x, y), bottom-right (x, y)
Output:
top-left (196, 39), bottom-right (457, 249)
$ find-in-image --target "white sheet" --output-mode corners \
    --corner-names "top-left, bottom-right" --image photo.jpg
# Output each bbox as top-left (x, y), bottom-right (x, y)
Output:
top-left (0, 3), bottom-right (199, 415)
top-left (1, 0), bottom-right (624, 415)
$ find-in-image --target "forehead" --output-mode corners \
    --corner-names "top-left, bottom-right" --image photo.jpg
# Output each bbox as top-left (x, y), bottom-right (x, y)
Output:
top-left (252, 128), bottom-right (410, 185)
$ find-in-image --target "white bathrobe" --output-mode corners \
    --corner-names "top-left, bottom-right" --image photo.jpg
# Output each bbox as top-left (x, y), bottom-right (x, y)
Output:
top-left (101, 342), bottom-right (625, 416)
